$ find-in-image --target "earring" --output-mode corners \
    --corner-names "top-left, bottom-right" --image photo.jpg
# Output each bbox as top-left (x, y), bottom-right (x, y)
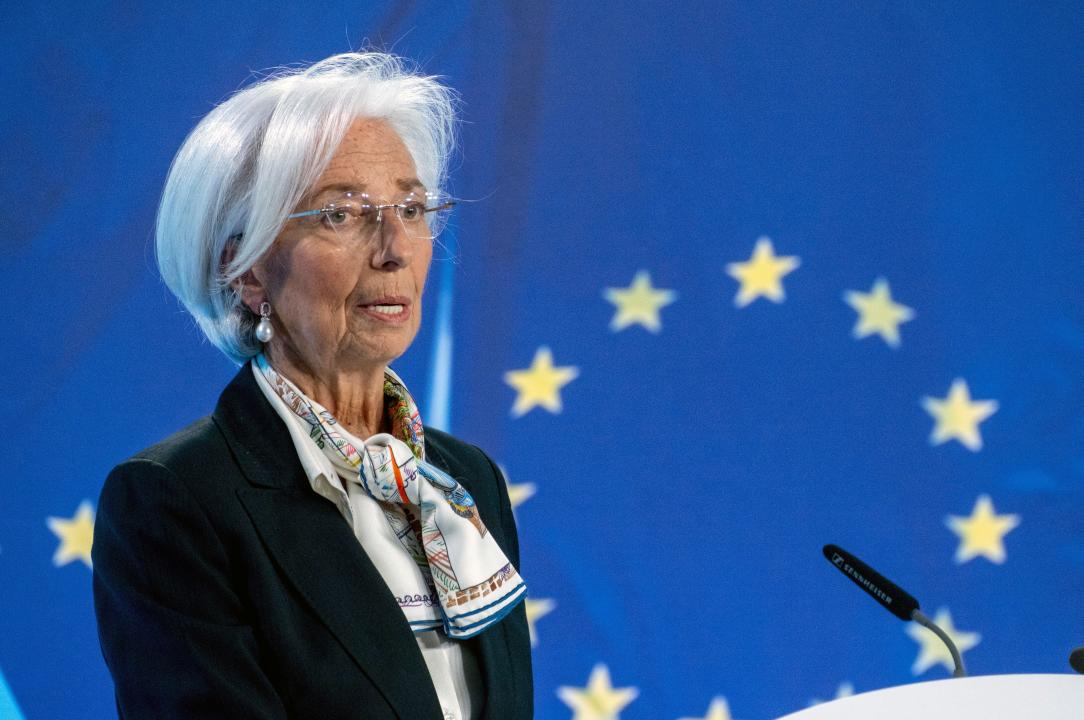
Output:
top-left (255, 302), bottom-right (274, 342)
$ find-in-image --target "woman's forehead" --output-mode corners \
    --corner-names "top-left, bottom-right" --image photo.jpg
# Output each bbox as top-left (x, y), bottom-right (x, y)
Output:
top-left (309, 119), bottom-right (422, 200)
top-left (328, 118), bottom-right (414, 167)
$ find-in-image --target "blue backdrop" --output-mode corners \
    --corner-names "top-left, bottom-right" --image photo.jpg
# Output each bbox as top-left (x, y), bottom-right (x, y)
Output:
top-left (3, 2), bottom-right (1083, 719)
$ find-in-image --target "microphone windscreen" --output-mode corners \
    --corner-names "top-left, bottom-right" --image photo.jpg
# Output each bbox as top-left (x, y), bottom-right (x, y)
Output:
top-left (823, 544), bottom-right (920, 622)
top-left (1070, 647), bottom-right (1084, 674)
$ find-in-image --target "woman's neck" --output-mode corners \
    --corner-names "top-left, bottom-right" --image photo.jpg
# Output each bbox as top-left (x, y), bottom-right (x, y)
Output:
top-left (263, 344), bottom-right (388, 438)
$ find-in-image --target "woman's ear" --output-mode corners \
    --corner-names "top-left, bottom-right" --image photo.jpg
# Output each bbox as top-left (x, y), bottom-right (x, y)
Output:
top-left (233, 269), bottom-right (267, 313)
top-left (222, 242), bottom-right (269, 313)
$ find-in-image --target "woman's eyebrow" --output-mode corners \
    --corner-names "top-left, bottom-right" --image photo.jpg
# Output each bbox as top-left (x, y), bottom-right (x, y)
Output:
top-left (308, 179), bottom-right (426, 203)
top-left (308, 182), bottom-right (365, 201)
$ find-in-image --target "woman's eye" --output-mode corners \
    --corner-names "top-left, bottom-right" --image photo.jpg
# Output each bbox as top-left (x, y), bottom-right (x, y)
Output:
top-left (322, 205), bottom-right (363, 227)
top-left (400, 203), bottom-right (425, 221)
top-left (323, 209), bottom-right (350, 225)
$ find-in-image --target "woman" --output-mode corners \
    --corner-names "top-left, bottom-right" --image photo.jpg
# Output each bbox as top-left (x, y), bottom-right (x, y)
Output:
top-left (92, 53), bottom-right (532, 719)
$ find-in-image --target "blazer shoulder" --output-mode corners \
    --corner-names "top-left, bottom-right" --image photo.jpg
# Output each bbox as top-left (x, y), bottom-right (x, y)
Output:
top-left (424, 427), bottom-right (501, 479)
top-left (97, 415), bottom-right (248, 568)
top-left (113, 415), bottom-right (232, 486)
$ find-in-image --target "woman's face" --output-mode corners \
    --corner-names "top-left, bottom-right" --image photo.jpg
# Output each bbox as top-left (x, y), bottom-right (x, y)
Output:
top-left (251, 118), bottom-right (433, 376)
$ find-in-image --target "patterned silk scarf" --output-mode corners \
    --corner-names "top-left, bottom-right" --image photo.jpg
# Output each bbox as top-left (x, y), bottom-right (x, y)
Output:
top-left (254, 354), bottom-right (525, 639)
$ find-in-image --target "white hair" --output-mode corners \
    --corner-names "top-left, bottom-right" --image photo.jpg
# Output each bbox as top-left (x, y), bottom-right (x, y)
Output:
top-left (156, 52), bottom-right (457, 364)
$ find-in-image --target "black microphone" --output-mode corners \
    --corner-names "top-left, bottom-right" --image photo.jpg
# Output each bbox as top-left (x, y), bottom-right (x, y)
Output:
top-left (822, 543), bottom-right (967, 677)
top-left (823, 544), bottom-right (919, 621)
top-left (1070, 647), bottom-right (1084, 674)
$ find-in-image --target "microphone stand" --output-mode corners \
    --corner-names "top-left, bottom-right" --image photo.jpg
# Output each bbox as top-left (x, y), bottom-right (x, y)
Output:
top-left (912, 609), bottom-right (966, 677)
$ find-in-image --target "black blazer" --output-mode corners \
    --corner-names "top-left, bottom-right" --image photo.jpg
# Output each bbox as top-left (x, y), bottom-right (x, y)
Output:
top-left (92, 364), bottom-right (533, 719)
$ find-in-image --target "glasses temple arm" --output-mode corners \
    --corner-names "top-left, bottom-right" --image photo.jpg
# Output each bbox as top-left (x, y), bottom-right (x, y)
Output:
top-left (285, 208), bottom-right (326, 219)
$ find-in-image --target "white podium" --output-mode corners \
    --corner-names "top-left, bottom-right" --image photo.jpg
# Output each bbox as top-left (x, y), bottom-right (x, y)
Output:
top-left (776, 674), bottom-right (1084, 720)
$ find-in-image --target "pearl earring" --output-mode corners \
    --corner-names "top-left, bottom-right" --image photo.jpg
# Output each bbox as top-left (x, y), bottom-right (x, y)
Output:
top-left (255, 302), bottom-right (274, 342)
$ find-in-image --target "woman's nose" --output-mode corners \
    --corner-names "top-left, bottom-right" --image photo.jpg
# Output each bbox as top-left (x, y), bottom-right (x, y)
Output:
top-left (369, 210), bottom-right (414, 269)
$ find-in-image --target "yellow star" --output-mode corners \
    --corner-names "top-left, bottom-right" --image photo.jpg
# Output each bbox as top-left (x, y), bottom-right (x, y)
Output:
top-left (725, 236), bottom-right (801, 307)
top-left (843, 278), bottom-right (915, 348)
top-left (557, 663), bottom-right (638, 720)
top-left (507, 481), bottom-right (536, 510)
top-left (679, 696), bottom-right (733, 720)
top-left (946, 494), bottom-right (1020, 564)
top-left (603, 270), bottom-right (677, 333)
top-left (808, 682), bottom-right (855, 706)
top-left (503, 347), bottom-right (579, 417)
top-left (525, 596), bottom-right (555, 647)
top-left (921, 379), bottom-right (998, 451)
top-left (906, 608), bottom-right (980, 676)
top-left (498, 464), bottom-right (536, 511)
top-left (47, 500), bottom-right (95, 568)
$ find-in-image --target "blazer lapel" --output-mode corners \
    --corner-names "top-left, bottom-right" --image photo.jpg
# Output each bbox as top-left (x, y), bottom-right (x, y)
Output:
top-left (214, 366), bottom-right (443, 718)
top-left (470, 622), bottom-right (517, 720)
top-left (423, 441), bottom-right (519, 720)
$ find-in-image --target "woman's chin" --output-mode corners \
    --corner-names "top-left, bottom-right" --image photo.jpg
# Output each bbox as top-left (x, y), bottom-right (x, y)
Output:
top-left (340, 329), bottom-right (419, 369)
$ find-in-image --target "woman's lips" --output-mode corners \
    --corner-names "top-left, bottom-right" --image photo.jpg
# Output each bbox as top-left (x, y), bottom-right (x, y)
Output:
top-left (357, 298), bottom-right (412, 323)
